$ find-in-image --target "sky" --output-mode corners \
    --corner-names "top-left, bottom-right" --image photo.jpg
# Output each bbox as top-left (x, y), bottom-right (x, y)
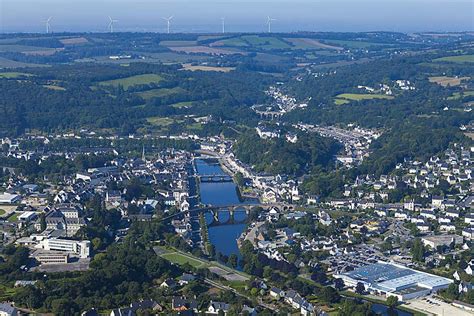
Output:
top-left (0, 0), bottom-right (473, 33)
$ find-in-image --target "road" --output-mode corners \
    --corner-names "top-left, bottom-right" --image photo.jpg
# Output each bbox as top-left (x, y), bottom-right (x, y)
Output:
top-left (204, 278), bottom-right (278, 312)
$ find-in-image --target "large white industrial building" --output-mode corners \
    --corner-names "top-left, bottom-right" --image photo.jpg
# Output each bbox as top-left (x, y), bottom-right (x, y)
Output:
top-left (335, 261), bottom-right (453, 301)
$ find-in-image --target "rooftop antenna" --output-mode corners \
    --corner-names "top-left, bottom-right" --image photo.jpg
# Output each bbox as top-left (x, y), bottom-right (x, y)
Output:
top-left (221, 17), bottom-right (225, 34)
top-left (108, 16), bottom-right (118, 33)
top-left (162, 16), bottom-right (174, 34)
top-left (266, 16), bottom-right (276, 33)
top-left (42, 16), bottom-right (53, 34)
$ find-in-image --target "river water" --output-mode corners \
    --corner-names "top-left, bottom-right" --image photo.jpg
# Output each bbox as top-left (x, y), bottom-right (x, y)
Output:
top-left (195, 159), bottom-right (249, 258)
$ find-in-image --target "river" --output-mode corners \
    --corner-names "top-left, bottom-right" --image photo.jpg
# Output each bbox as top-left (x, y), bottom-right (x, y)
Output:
top-left (195, 158), bottom-right (250, 259)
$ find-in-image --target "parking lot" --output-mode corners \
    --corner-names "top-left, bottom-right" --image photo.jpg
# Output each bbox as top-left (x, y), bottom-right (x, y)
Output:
top-left (323, 244), bottom-right (385, 275)
top-left (405, 296), bottom-right (473, 316)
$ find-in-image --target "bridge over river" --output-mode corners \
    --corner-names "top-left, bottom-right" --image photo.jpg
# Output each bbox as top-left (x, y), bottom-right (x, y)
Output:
top-left (196, 174), bottom-right (233, 183)
top-left (162, 203), bottom-right (294, 225)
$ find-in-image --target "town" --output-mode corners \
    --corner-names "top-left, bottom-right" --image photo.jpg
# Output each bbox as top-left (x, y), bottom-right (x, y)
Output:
top-left (0, 126), bottom-right (472, 315)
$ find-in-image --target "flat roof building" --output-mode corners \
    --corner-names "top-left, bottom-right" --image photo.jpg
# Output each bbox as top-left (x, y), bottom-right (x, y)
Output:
top-left (335, 261), bottom-right (453, 301)
top-left (33, 250), bottom-right (69, 265)
top-left (421, 234), bottom-right (464, 249)
top-left (0, 193), bottom-right (21, 204)
top-left (35, 238), bottom-right (90, 258)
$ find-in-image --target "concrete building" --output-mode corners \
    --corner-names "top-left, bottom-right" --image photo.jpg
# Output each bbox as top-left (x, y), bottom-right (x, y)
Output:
top-left (421, 235), bottom-right (464, 249)
top-left (33, 251), bottom-right (69, 264)
top-left (0, 193), bottom-right (21, 204)
top-left (35, 238), bottom-right (91, 258)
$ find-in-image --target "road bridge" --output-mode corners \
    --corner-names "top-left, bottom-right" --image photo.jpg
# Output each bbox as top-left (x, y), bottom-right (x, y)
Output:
top-left (161, 203), bottom-right (293, 223)
top-left (197, 174), bottom-right (233, 183)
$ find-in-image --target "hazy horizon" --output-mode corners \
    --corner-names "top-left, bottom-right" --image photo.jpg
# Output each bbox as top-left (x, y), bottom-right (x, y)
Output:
top-left (0, 0), bottom-right (473, 34)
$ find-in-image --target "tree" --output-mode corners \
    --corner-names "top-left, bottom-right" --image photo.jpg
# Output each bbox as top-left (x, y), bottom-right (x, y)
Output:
top-left (234, 172), bottom-right (245, 187)
top-left (207, 243), bottom-right (216, 259)
top-left (386, 295), bottom-right (398, 308)
top-left (321, 286), bottom-right (340, 304)
top-left (39, 213), bottom-right (46, 231)
top-left (228, 254), bottom-right (238, 269)
top-left (355, 282), bottom-right (365, 294)
top-left (411, 238), bottom-right (425, 262)
top-left (334, 278), bottom-right (345, 291)
top-left (311, 270), bottom-right (328, 285)
top-left (380, 240), bottom-right (393, 252)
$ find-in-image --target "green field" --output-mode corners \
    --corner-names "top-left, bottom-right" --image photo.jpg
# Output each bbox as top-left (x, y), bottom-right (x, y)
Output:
top-left (146, 116), bottom-right (176, 127)
top-left (334, 98), bottom-right (350, 105)
top-left (161, 252), bottom-right (206, 268)
top-left (0, 57), bottom-right (46, 69)
top-left (324, 39), bottom-right (388, 49)
top-left (0, 44), bottom-right (57, 53)
top-left (241, 35), bottom-right (291, 49)
top-left (159, 40), bottom-right (198, 47)
top-left (285, 38), bottom-right (343, 51)
top-left (99, 74), bottom-right (163, 90)
top-left (185, 122), bottom-right (203, 130)
top-left (0, 72), bottom-right (33, 78)
top-left (136, 87), bottom-right (185, 100)
top-left (0, 209), bottom-right (5, 216)
top-left (434, 55), bottom-right (474, 63)
top-left (447, 90), bottom-right (474, 100)
top-left (335, 93), bottom-right (394, 103)
top-left (213, 37), bottom-right (250, 47)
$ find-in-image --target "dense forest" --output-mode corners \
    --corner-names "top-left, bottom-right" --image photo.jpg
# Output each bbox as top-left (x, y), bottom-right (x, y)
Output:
top-left (234, 131), bottom-right (340, 176)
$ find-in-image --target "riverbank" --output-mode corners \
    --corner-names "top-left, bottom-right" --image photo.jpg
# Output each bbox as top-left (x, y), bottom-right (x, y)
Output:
top-left (156, 245), bottom-right (250, 281)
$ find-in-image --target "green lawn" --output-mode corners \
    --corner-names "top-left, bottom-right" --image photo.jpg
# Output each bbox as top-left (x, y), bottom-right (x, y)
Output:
top-left (434, 54), bottom-right (474, 63)
top-left (136, 87), bottom-right (185, 100)
top-left (161, 252), bottom-right (207, 268)
top-left (0, 72), bottom-right (33, 78)
top-left (335, 93), bottom-right (394, 103)
top-left (0, 209), bottom-right (5, 216)
top-left (7, 212), bottom-right (18, 222)
top-left (99, 74), bottom-right (164, 90)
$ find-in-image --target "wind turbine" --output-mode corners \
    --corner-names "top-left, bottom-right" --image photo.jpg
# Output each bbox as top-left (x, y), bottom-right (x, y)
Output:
top-left (162, 16), bottom-right (174, 34)
top-left (42, 17), bottom-right (53, 34)
top-left (108, 16), bottom-right (118, 33)
top-left (221, 17), bottom-right (225, 34)
top-left (266, 16), bottom-right (276, 33)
